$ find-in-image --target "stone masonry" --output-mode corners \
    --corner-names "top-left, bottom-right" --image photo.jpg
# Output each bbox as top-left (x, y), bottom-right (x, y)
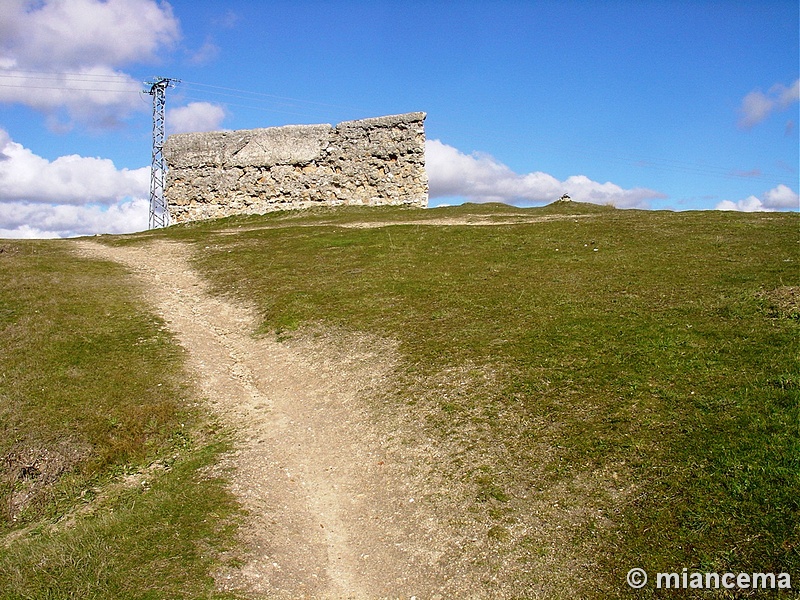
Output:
top-left (163, 112), bottom-right (428, 223)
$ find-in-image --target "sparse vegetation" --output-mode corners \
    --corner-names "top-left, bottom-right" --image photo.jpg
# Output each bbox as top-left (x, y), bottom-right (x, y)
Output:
top-left (1, 202), bottom-right (797, 598)
top-left (165, 203), bottom-right (799, 596)
top-left (0, 241), bottom-right (241, 599)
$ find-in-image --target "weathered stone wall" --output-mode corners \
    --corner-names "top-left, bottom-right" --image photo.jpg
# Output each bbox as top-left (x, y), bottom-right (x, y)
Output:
top-left (163, 112), bottom-right (428, 223)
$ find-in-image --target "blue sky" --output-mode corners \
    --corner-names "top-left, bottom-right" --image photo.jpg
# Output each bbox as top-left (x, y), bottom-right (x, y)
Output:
top-left (1, 0), bottom-right (797, 237)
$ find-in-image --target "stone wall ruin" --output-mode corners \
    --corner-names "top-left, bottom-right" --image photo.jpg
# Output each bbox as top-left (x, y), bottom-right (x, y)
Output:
top-left (163, 112), bottom-right (428, 223)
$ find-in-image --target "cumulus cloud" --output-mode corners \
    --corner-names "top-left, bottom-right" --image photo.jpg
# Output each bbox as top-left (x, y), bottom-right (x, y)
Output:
top-left (0, 198), bottom-right (149, 238)
top-left (425, 139), bottom-right (665, 208)
top-left (0, 129), bottom-right (149, 237)
top-left (0, 67), bottom-right (145, 129)
top-left (0, 0), bottom-right (181, 128)
top-left (715, 184), bottom-right (799, 212)
top-left (167, 102), bottom-right (226, 134)
top-left (763, 184), bottom-right (800, 208)
top-left (738, 79), bottom-right (800, 129)
top-left (0, 129), bottom-right (148, 204)
top-left (0, 0), bottom-right (180, 69)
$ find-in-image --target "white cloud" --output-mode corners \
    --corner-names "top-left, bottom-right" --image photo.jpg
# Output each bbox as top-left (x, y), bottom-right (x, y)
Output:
top-left (763, 183), bottom-right (799, 209)
top-left (715, 184), bottom-right (799, 212)
top-left (0, 67), bottom-right (146, 130)
top-left (0, 223), bottom-right (62, 239)
top-left (213, 9), bottom-right (240, 30)
top-left (738, 79), bottom-right (800, 129)
top-left (777, 79), bottom-right (800, 107)
top-left (0, 0), bottom-right (181, 128)
top-left (0, 199), bottom-right (149, 238)
top-left (0, 0), bottom-right (180, 69)
top-left (167, 102), bottom-right (226, 134)
top-left (425, 139), bottom-right (665, 208)
top-left (0, 129), bottom-right (149, 204)
top-left (715, 197), bottom-right (766, 212)
top-left (187, 37), bottom-right (221, 66)
top-left (0, 129), bottom-right (149, 238)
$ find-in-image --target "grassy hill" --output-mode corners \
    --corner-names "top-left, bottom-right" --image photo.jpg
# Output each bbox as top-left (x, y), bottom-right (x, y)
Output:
top-left (1, 202), bottom-right (797, 598)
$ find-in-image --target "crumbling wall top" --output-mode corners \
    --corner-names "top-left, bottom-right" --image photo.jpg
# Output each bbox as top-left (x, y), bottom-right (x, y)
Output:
top-left (163, 112), bottom-right (428, 223)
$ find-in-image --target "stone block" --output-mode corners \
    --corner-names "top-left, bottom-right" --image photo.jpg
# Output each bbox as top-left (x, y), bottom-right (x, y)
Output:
top-left (230, 124), bottom-right (332, 167)
top-left (164, 112), bottom-right (428, 223)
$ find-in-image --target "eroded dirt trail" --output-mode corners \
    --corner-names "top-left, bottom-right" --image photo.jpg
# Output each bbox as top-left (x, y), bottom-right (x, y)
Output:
top-left (74, 240), bottom-right (450, 599)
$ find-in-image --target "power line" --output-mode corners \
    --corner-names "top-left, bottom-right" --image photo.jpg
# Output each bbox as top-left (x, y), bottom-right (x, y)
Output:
top-left (0, 70), bottom-right (138, 90)
top-left (0, 68), bottom-right (133, 79)
top-left (0, 71), bottom-right (141, 94)
top-left (0, 73), bottom-right (360, 109)
top-left (180, 79), bottom-right (365, 112)
top-left (3, 70), bottom-right (791, 188)
top-left (179, 92), bottom-right (338, 120)
top-left (0, 73), bottom-right (134, 83)
top-left (0, 83), bottom-right (140, 94)
top-left (0, 70), bottom-right (365, 117)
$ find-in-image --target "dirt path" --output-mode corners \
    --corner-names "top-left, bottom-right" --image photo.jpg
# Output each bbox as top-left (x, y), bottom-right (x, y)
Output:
top-left (215, 212), bottom-right (596, 235)
top-left (74, 240), bottom-right (457, 600)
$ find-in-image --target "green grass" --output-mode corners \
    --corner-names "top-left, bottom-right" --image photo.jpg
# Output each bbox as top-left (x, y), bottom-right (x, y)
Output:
top-left (0, 442), bottom-right (240, 600)
top-left (2, 202), bottom-right (797, 598)
top-left (0, 241), bottom-right (241, 599)
top-left (155, 202), bottom-right (798, 596)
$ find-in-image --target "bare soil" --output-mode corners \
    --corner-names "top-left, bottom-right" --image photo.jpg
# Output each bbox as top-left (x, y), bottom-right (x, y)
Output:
top-left (214, 212), bottom-right (597, 235)
top-left (74, 240), bottom-right (473, 599)
top-left (74, 233), bottom-right (625, 599)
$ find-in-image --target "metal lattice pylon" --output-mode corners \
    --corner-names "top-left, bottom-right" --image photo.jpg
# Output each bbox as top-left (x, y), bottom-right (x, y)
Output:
top-left (145, 77), bottom-right (178, 229)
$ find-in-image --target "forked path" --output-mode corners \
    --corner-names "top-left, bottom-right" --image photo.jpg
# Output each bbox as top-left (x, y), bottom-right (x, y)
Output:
top-left (75, 240), bottom-right (453, 600)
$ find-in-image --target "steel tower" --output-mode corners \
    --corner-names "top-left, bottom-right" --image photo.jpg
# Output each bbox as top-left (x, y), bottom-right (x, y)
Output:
top-left (144, 77), bottom-right (178, 229)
